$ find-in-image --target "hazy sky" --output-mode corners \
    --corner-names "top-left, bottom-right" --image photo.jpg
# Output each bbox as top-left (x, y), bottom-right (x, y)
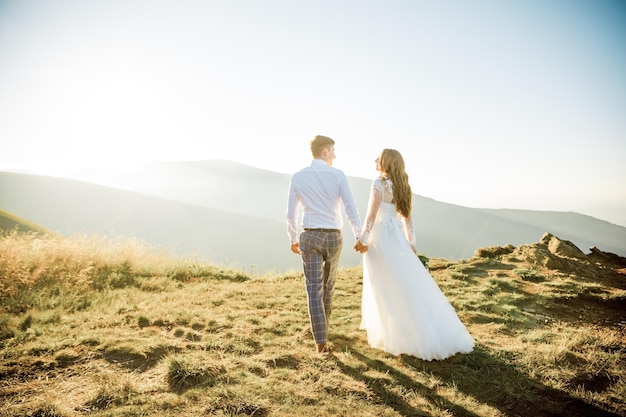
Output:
top-left (1, 0), bottom-right (625, 225)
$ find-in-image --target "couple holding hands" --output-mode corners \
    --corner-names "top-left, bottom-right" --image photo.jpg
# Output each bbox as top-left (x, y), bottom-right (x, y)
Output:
top-left (286, 135), bottom-right (474, 359)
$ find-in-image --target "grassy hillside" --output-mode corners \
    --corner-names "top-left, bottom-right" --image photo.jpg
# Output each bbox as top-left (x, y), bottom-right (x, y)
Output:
top-left (0, 232), bottom-right (624, 417)
top-left (0, 208), bottom-right (48, 234)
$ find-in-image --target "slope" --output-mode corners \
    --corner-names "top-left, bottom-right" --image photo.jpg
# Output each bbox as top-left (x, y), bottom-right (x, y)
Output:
top-left (0, 172), bottom-right (300, 272)
top-left (0, 208), bottom-right (48, 234)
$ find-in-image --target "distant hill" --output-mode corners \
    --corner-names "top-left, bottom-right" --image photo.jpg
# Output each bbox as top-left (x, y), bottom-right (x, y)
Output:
top-left (66, 160), bottom-right (626, 258)
top-left (476, 208), bottom-right (626, 258)
top-left (0, 208), bottom-right (48, 234)
top-left (2, 161), bottom-right (626, 272)
top-left (68, 160), bottom-right (626, 259)
top-left (0, 172), bottom-right (300, 272)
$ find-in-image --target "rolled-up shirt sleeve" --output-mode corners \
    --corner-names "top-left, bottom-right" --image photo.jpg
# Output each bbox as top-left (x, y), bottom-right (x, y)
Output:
top-left (286, 178), bottom-right (300, 244)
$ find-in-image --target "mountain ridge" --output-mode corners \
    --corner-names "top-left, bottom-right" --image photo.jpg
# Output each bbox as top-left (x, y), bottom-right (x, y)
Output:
top-left (2, 161), bottom-right (625, 272)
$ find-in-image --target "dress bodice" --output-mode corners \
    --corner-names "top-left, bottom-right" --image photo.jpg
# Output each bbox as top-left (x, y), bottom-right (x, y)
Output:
top-left (375, 177), bottom-right (397, 222)
top-left (361, 177), bottom-right (416, 246)
top-left (378, 201), bottom-right (400, 222)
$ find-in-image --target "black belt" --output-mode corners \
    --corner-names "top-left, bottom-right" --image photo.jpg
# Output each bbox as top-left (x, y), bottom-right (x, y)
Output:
top-left (304, 228), bottom-right (341, 233)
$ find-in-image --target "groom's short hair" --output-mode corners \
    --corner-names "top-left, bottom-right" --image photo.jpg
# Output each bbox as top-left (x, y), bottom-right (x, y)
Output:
top-left (310, 135), bottom-right (335, 158)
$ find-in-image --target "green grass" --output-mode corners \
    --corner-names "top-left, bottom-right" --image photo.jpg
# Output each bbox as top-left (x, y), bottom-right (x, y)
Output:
top-left (0, 232), bottom-right (624, 416)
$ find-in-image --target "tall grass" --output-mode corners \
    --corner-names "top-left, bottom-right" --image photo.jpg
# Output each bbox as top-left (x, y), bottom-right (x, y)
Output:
top-left (0, 231), bottom-right (246, 313)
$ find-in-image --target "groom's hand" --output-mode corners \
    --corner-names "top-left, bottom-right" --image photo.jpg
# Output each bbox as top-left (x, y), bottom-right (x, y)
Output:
top-left (290, 242), bottom-right (301, 254)
top-left (354, 241), bottom-right (368, 253)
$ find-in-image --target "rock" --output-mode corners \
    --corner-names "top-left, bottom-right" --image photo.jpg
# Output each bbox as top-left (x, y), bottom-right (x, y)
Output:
top-left (588, 246), bottom-right (626, 268)
top-left (513, 243), bottom-right (568, 269)
top-left (540, 232), bottom-right (587, 260)
top-left (474, 244), bottom-right (516, 258)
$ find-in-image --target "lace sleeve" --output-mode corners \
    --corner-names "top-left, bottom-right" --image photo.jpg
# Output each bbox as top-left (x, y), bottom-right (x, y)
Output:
top-left (360, 178), bottom-right (383, 246)
top-left (403, 215), bottom-right (417, 248)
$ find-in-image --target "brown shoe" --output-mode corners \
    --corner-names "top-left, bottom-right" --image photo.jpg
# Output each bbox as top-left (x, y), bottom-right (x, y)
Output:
top-left (316, 343), bottom-right (331, 355)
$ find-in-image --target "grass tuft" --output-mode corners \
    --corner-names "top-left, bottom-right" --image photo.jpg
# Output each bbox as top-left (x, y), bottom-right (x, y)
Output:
top-left (19, 314), bottom-right (33, 331)
top-left (15, 404), bottom-right (64, 417)
top-left (514, 268), bottom-right (545, 282)
top-left (206, 393), bottom-right (268, 416)
top-left (167, 353), bottom-right (227, 392)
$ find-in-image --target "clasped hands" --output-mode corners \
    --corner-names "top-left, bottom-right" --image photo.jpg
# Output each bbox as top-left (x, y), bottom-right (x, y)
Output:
top-left (291, 241), bottom-right (368, 254)
top-left (354, 241), bottom-right (368, 254)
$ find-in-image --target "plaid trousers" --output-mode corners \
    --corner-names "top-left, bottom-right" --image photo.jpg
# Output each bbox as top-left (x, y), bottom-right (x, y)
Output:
top-left (299, 230), bottom-right (343, 344)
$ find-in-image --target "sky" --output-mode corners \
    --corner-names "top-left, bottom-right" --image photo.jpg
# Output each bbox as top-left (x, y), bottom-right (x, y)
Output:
top-left (1, 0), bottom-right (625, 226)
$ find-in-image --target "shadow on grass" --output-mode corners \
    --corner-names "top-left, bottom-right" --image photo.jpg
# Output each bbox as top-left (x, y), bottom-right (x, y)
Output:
top-left (330, 333), bottom-right (621, 417)
top-left (102, 344), bottom-right (181, 372)
top-left (401, 346), bottom-right (622, 417)
top-left (334, 348), bottom-right (481, 417)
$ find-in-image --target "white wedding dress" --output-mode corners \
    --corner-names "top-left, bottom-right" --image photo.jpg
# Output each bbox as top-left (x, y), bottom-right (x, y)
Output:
top-left (360, 178), bottom-right (474, 360)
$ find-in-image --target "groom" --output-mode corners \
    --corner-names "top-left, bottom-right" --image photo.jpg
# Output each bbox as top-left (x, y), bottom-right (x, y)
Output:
top-left (286, 135), bottom-right (367, 355)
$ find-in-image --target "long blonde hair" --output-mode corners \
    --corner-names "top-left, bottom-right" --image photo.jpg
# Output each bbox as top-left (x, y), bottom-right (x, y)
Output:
top-left (379, 149), bottom-right (412, 218)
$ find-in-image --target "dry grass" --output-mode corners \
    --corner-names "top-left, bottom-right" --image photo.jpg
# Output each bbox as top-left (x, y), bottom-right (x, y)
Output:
top-left (0, 232), bottom-right (624, 417)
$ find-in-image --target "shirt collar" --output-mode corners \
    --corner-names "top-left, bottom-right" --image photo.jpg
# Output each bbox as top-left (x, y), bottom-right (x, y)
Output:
top-left (311, 159), bottom-right (329, 167)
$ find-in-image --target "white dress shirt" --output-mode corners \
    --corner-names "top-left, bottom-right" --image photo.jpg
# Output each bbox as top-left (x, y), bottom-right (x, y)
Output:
top-left (286, 159), bottom-right (363, 244)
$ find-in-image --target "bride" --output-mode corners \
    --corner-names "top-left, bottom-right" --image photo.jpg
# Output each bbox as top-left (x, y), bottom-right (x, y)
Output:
top-left (358, 149), bottom-right (474, 360)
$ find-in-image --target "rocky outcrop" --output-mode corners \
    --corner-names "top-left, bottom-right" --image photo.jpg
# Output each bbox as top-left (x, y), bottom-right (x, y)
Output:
top-left (512, 242), bottom-right (571, 270)
top-left (587, 246), bottom-right (626, 269)
top-left (474, 232), bottom-right (626, 283)
top-left (540, 232), bottom-right (587, 260)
